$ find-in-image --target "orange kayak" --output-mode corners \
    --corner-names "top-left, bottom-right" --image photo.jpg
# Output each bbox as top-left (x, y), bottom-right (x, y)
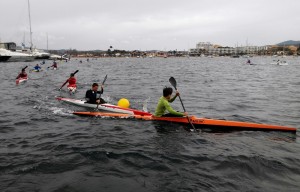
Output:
top-left (73, 111), bottom-right (297, 133)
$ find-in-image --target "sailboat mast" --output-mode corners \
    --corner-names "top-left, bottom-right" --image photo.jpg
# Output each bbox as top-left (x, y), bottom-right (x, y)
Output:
top-left (27, 0), bottom-right (33, 50)
top-left (23, 31), bottom-right (25, 47)
top-left (47, 33), bottom-right (48, 51)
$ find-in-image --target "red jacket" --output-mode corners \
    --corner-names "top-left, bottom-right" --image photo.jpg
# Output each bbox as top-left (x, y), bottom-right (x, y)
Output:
top-left (67, 77), bottom-right (76, 87)
top-left (16, 72), bottom-right (27, 79)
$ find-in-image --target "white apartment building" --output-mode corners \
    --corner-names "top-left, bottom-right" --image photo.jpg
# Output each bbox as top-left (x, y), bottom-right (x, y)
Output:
top-left (190, 42), bottom-right (269, 56)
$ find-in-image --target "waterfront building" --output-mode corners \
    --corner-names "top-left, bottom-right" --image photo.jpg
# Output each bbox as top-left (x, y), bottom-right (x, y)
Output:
top-left (189, 42), bottom-right (270, 56)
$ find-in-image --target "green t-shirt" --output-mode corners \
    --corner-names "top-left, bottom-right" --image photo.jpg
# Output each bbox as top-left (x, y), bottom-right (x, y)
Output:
top-left (154, 96), bottom-right (184, 117)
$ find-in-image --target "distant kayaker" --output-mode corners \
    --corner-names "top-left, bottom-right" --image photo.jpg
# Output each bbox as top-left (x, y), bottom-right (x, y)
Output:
top-left (51, 61), bottom-right (58, 69)
top-left (85, 83), bottom-right (106, 104)
top-left (16, 68), bottom-right (27, 79)
top-left (59, 73), bottom-right (77, 91)
top-left (154, 87), bottom-right (188, 117)
top-left (33, 64), bottom-right (41, 72)
top-left (247, 59), bottom-right (251, 64)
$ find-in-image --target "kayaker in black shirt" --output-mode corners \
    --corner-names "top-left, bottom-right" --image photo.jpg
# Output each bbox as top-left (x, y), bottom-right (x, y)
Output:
top-left (85, 83), bottom-right (106, 104)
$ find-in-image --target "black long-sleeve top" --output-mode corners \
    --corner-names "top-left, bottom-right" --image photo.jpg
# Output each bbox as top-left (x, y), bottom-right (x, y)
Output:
top-left (85, 88), bottom-right (104, 104)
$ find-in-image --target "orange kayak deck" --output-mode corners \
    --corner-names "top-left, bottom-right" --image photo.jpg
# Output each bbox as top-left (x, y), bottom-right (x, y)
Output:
top-left (73, 111), bottom-right (297, 133)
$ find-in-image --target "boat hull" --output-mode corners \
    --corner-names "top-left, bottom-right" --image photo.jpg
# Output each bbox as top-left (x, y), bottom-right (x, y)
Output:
top-left (16, 77), bottom-right (28, 85)
top-left (35, 55), bottom-right (50, 60)
top-left (57, 97), bottom-right (151, 116)
top-left (8, 56), bottom-right (35, 62)
top-left (0, 56), bottom-right (11, 62)
top-left (73, 112), bottom-right (297, 133)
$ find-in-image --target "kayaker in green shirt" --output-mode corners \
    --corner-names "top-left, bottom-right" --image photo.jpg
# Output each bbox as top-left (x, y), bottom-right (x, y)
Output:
top-left (154, 87), bottom-right (188, 117)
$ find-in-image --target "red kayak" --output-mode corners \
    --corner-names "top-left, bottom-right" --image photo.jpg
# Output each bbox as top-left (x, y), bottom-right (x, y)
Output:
top-left (73, 111), bottom-right (297, 133)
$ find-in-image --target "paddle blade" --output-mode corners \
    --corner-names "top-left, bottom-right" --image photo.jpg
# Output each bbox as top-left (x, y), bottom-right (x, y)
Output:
top-left (22, 66), bottom-right (28, 70)
top-left (169, 77), bottom-right (177, 90)
top-left (73, 70), bottom-right (79, 75)
top-left (102, 74), bottom-right (108, 85)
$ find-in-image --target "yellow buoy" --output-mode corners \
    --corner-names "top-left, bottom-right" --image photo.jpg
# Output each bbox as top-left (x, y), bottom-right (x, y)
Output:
top-left (118, 98), bottom-right (130, 108)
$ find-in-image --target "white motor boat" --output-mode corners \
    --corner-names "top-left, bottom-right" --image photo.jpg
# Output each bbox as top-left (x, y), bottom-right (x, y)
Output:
top-left (49, 54), bottom-right (68, 61)
top-left (0, 48), bottom-right (35, 62)
top-left (33, 49), bottom-right (50, 60)
top-left (18, 48), bottom-right (51, 60)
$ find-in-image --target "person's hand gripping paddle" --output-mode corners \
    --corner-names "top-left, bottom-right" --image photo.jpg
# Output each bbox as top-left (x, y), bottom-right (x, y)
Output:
top-left (169, 77), bottom-right (197, 132)
top-left (96, 74), bottom-right (108, 110)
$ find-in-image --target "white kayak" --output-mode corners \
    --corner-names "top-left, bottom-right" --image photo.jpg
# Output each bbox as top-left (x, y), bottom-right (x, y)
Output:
top-left (56, 97), bottom-right (152, 116)
top-left (16, 77), bottom-right (28, 85)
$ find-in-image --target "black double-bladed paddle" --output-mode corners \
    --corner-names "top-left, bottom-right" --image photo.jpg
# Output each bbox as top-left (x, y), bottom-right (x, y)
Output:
top-left (22, 66), bottom-right (28, 70)
top-left (59, 70), bottom-right (79, 90)
top-left (96, 74), bottom-right (108, 109)
top-left (169, 77), bottom-right (197, 132)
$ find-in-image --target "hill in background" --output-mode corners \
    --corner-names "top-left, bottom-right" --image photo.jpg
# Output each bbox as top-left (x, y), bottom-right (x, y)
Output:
top-left (277, 40), bottom-right (300, 46)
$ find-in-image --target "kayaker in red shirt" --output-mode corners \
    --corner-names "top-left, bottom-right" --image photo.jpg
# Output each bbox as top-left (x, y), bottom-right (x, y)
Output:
top-left (51, 61), bottom-right (58, 69)
top-left (59, 73), bottom-right (77, 91)
top-left (16, 68), bottom-right (28, 79)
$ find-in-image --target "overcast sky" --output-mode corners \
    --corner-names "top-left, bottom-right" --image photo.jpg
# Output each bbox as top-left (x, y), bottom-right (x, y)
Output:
top-left (0, 0), bottom-right (299, 50)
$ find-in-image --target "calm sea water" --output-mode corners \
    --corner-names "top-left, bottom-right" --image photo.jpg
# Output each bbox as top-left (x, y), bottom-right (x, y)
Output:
top-left (0, 56), bottom-right (299, 192)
